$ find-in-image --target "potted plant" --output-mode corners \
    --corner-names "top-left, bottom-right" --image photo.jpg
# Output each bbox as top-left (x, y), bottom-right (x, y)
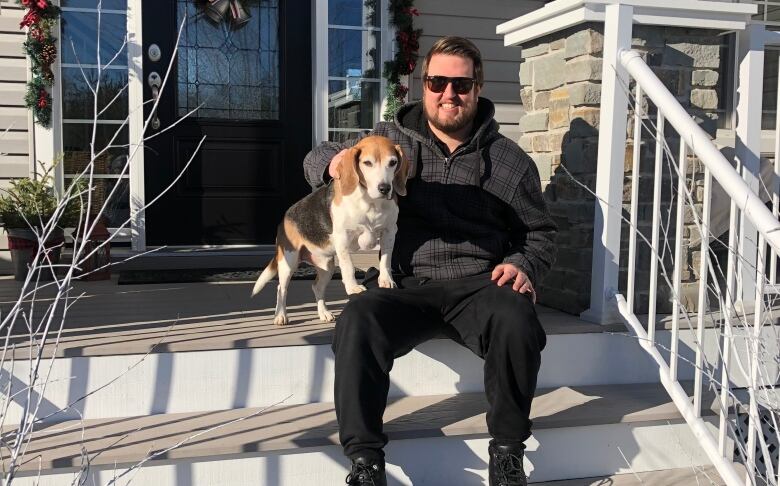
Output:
top-left (0, 164), bottom-right (81, 280)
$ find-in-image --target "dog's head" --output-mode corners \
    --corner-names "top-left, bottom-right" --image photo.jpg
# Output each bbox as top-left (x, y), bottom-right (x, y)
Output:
top-left (338, 136), bottom-right (410, 200)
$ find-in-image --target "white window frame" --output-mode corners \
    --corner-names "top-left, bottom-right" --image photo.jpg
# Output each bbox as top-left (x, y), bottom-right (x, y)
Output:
top-left (313, 0), bottom-right (394, 145)
top-left (55, 2), bottom-right (135, 244)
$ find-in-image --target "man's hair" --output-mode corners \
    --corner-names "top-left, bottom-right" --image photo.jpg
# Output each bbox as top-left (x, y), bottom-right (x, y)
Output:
top-left (422, 36), bottom-right (484, 88)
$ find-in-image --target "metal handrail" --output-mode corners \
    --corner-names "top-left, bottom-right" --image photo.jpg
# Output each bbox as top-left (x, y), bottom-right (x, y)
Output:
top-left (616, 48), bottom-right (780, 486)
top-left (620, 49), bottom-right (780, 255)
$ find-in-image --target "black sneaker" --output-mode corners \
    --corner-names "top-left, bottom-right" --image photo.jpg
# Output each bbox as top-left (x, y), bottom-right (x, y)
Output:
top-left (488, 441), bottom-right (527, 486)
top-left (345, 456), bottom-right (387, 486)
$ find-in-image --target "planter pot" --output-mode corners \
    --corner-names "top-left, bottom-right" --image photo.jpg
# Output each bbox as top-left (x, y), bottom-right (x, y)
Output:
top-left (6, 227), bottom-right (65, 281)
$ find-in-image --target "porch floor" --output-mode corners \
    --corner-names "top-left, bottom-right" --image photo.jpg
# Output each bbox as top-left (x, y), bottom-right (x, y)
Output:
top-left (0, 273), bottom-right (608, 359)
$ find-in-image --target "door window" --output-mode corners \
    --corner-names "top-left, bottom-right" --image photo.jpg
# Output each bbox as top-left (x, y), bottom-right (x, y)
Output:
top-left (176, 0), bottom-right (280, 120)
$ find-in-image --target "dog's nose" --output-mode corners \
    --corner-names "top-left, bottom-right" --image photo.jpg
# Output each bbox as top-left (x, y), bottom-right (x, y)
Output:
top-left (378, 183), bottom-right (391, 195)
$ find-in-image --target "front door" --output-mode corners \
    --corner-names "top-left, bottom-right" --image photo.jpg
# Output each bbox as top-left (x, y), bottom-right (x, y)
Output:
top-left (141, 0), bottom-right (311, 245)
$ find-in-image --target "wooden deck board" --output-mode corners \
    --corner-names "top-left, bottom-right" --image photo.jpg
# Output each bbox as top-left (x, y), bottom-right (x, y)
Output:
top-left (4, 382), bottom-right (715, 473)
top-left (0, 276), bottom-right (601, 359)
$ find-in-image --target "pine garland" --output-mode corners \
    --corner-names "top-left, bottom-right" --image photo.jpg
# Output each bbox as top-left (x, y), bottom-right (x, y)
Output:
top-left (18, 1), bottom-right (60, 128)
top-left (381, 0), bottom-right (421, 121)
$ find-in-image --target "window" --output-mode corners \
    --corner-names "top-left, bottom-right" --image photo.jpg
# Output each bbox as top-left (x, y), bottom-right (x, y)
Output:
top-left (320, 0), bottom-right (389, 143)
top-left (743, 0), bottom-right (780, 129)
top-left (59, 1), bottom-right (130, 232)
top-left (176, 0), bottom-right (280, 120)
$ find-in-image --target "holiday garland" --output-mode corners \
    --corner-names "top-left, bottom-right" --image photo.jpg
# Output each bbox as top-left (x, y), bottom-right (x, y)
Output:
top-left (19, 0), bottom-right (60, 128)
top-left (382, 0), bottom-right (421, 120)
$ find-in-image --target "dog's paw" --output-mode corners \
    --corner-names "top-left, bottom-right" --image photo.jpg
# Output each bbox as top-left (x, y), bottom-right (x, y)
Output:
top-left (273, 313), bottom-right (289, 326)
top-left (319, 309), bottom-right (336, 322)
top-left (346, 284), bottom-right (367, 295)
top-left (378, 276), bottom-right (397, 289)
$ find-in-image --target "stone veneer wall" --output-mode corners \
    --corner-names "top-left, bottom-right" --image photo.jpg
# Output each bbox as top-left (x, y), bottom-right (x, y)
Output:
top-left (518, 24), bottom-right (725, 315)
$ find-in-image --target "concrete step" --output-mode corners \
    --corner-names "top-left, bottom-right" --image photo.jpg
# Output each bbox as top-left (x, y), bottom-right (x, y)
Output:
top-left (8, 382), bottom-right (730, 485)
top-left (4, 278), bottom-right (768, 423)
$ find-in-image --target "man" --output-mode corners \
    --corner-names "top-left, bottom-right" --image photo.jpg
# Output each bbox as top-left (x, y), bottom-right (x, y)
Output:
top-left (303, 36), bottom-right (556, 486)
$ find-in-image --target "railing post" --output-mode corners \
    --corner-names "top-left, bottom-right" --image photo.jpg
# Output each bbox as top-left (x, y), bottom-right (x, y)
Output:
top-left (581, 3), bottom-right (633, 325)
top-left (734, 23), bottom-right (765, 310)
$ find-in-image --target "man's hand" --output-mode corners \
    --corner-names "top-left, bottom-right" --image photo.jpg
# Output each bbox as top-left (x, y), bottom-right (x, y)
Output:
top-left (329, 149), bottom-right (348, 179)
top-left (491, 263), bottom-right (536, 302)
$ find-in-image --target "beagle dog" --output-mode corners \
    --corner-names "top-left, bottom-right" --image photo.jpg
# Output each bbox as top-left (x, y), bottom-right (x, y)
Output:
top-left (251, 135), bottom-right (410, 325)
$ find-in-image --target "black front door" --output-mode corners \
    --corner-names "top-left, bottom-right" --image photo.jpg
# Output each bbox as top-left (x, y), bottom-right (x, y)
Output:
top-left (142, 0), bottom-right (311, 245)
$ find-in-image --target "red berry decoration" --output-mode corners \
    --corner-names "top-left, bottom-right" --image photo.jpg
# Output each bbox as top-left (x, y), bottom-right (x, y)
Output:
top-left (17, 0), bottom-right (60, 128)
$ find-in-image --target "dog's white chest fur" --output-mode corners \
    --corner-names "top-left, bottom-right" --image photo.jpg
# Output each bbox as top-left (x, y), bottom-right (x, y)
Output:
top-left (332, 192), bottom-right (399, 251)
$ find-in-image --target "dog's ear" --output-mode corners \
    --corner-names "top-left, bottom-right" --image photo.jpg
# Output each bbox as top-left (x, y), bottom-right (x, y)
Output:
top-left (393, 144), bottom-right (410, 196)
top-left (338, 146), bottom-right (361, 196)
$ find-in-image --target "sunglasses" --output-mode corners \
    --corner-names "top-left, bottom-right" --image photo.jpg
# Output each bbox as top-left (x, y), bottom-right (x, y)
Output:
top-left (423, 75), bottom-right (476, 95)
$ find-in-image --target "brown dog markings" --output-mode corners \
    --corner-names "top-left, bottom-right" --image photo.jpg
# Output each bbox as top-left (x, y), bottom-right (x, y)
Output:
top-left (279, 217), bottom-right (314, 265)
top-left (334, 146), bottom-right (361, 205)
top-left (393, 144), bottom-right (410, 197)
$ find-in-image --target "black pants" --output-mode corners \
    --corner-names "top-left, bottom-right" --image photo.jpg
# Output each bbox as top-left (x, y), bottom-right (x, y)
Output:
top-left (332, 270), bottom-right (547, 460)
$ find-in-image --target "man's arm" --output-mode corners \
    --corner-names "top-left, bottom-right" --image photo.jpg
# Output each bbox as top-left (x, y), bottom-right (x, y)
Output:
top-left (501, 156), bottom-right (558, 287)
top-left (303, 139), bottom-right (359, 189)
top-left (303, 123), bottom-right (395, 188)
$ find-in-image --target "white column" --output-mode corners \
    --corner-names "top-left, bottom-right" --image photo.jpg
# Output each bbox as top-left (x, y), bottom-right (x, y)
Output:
top-left (734, 23), bottom-right (764, 309)
top-left (581, 3), bottom-right (633, 325)
top-left (127, 0), bottom-right (146, 251)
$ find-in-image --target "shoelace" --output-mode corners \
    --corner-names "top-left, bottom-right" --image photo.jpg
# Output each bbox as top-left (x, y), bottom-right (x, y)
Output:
top-left (345, 463), bottom-right (380, 485)
top-left (494, 452), bottom-right (525, 485)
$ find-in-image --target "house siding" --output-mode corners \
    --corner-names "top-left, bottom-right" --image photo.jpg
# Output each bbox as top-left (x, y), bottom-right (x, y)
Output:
top-left (409, 0), bottom-right (545, 142)
top-left (0, 2), bottom-right (32, 270)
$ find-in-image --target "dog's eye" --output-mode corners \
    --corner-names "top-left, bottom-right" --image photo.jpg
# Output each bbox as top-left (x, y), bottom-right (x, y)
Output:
top-left (388, 159), bottom-right (398, 167)
top-left (362, 160), bottom-right (373, 167)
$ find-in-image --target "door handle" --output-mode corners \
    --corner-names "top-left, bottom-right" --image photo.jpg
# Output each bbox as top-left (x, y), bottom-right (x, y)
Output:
top-left (147, 72), bottom-right (162, 130)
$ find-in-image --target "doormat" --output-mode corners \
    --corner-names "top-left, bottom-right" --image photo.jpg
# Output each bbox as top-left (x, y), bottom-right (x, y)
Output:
top-left (117, 265), bottom-right (365, 285)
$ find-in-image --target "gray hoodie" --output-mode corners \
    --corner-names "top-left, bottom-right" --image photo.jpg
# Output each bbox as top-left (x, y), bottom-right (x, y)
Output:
top-left (303, 98), bottom-right (557, 284)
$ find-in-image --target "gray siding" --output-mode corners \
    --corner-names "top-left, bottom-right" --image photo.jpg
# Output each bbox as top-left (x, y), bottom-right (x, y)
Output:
top-left (0, 2), bottom-right (31, 267)
top-left (409, 0), bottom-right (544, 142)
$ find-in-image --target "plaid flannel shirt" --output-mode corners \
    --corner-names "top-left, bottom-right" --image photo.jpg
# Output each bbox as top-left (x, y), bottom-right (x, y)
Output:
top-left (303, 99), bottom-right (557, 284)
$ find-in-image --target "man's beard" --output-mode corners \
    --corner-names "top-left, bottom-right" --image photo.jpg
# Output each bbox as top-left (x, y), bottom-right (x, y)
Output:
top-left (424, 99), bottom-right (478, 133)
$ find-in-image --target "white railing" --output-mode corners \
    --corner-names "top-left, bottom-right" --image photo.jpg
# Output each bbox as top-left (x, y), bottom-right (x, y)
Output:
top-left (616, 47), bottom-right (780, 486)
top-left (497, 1), bottom-right (780, 483)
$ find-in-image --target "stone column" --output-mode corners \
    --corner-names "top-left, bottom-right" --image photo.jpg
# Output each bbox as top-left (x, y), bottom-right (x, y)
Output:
top-left (517, 24), bottom-right (725, 315)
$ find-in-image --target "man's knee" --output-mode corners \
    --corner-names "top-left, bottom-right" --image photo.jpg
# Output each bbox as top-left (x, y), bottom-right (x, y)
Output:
top-left (333, 291), bottom-right (387, 350)
top-left (484, 287), bottom-right (544, 348)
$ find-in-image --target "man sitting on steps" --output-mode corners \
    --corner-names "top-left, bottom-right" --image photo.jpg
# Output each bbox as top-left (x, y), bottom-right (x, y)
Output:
top-left (303, 36), bottom-right (557, 486)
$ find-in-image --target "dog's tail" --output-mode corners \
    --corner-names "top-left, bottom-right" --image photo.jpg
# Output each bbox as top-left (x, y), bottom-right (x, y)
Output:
top-left (251, 257), bottom-right (278, 297)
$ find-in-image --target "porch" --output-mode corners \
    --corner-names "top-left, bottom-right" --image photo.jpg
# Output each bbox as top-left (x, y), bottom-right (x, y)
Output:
top-left (0, 272), bottom-right (739, 484)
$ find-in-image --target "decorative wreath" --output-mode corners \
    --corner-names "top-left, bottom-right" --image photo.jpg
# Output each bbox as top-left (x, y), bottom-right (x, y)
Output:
top-left (382, 0), bottom-right (421, 120)
top-left (18, 0), bottom-right (60, 129)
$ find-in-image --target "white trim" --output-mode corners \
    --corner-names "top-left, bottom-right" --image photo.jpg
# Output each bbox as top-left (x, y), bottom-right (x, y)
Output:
top-left (497, 0), bottom-right (756, 45)
top-left (381, 0), bottom-right (391, 113)
top-left (327, 24), bottom-right (382, 32)
top-left (314, 0), bottom-right (328, 144)
top-left (580, 3), bottom-right (633, 325)
top-left (329, 76), bottom-right (382, 82)
top-left (44, 0), bottom-right (63, 192)
top-left (61, 63), bottom-right (128, 69)
top-left (63, 174), bottom-right (129, 179)
top-left (127, 0), bottom-right (145, 251)
top-left (734, 24), bottom-right (765, 305)
top-left (328, 127), bottom-right (372, 132)
top-left (62, 119), bottom-right (128, 124)
top-left (60, 7), bottom-right (126, 14)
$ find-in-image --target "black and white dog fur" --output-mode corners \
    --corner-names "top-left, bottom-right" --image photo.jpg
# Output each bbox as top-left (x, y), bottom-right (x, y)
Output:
top-left (251, 136), bottom-right (410, 325)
